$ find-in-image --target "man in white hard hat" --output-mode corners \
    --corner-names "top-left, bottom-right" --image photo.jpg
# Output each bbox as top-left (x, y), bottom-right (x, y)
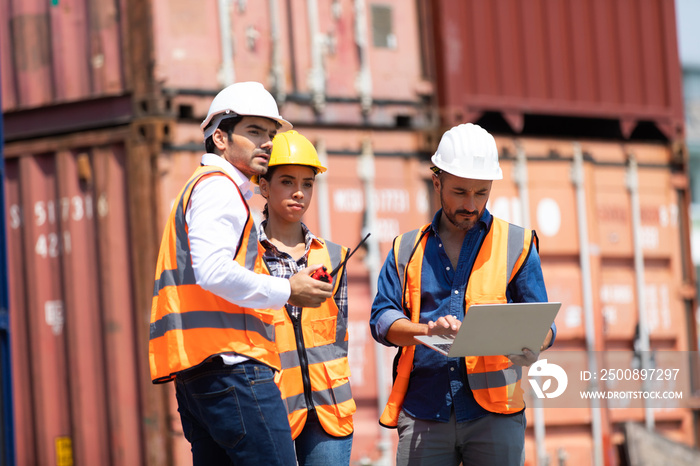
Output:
top-left (150, 82), bottom-right (333, 465)
top-left (370, 123), bottom-right (557, 465)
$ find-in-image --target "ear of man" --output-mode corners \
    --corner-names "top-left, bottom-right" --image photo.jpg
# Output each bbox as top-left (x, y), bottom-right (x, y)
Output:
top-left (212, 128), bottom-right (229, 153)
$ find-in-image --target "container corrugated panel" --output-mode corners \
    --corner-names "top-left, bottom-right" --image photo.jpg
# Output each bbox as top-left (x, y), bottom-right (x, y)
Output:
top-left (5, 140), bottom-right (144, 466)
top-left (151, 0), bottom-right (426, 99)
top-left (1, 0), bottom-right (127, 111)
top-left (430, 0), bottom-right (685, 138)
top-left (153, 0), bottom-right (429, 133)
top-left (151, 0), bottom-right (223, 90)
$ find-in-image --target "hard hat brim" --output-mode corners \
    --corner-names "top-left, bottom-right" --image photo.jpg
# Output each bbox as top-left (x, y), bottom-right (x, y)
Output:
top-left (251, 163), bottom-right (326, 185)
top-left (431, 155), bottom-right (503, 180)
top-left (200, 82), bottom-right (293, 139)
top-left (202, 113), bottom-right (292, 139)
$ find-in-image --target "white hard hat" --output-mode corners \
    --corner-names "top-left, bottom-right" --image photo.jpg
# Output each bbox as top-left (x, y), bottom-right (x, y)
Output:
top-left (431, 123), bottom-right (502, 180)
top-left (201, 82), bottom-right (292, 139)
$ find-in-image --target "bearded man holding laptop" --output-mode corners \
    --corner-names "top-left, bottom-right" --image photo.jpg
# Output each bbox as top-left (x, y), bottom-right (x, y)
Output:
top-left (369, 123), bottom-right (558, 466)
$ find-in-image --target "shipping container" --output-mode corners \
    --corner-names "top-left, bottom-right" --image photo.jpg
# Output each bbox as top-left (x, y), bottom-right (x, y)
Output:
top-left (3, 131), bottom-right (148, 466)
top-left (3, 0), bottom-right (698, 465)
top-left (490, 135), bottom-right (697, 464)
top-left (428, 0), bottom-right (685, 141)
top-left (1, 0), bottom-right (128, 110)
top-left (425, 0), bottom-right (698, 462)
top-left (150, 0), bottom-right (431, 123)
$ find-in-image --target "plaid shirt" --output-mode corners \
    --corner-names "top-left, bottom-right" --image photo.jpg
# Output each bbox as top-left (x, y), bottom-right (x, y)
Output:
top-left (259, 221), bottom-right (348, 321)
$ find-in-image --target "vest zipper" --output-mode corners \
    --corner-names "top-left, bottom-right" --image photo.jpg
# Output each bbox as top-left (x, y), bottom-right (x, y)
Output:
top-left (290, 308), bottom-right (315, 412)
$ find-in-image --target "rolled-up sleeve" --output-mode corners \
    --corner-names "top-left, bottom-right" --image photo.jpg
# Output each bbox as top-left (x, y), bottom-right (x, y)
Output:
top-left (370, 249), bottom-right (409, 347)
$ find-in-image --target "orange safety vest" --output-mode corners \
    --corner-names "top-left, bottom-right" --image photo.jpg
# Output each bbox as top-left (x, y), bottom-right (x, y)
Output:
top-left (379, 217), bottom-right (537, 427)
top-left (274, 239), bottom-right (356, 438)
top-left (149, 166), bottom-right (281, 383)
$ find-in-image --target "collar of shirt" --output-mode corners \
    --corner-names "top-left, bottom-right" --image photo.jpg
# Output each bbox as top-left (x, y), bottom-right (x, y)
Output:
top-left (258, 221), bottom-right (322, 320)
top-left (428, 207), bottom-right (493, 236)
top-left (258, 220), bottom-right (321, 258)
top-left (201, 153), bottom-right (254, 200)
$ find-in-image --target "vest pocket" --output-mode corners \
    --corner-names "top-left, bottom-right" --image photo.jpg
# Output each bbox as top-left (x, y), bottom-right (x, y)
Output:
top-left (311, 316), bottom-right (337, 346)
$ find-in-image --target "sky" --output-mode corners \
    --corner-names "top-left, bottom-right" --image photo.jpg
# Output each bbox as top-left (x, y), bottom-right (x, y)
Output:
top-left (676, 0), bottom-right (700, 67)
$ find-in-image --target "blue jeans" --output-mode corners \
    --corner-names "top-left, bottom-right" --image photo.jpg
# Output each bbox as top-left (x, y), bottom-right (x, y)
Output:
top-left (175, 358), bottom-right (296, 466)
top-left (294, 411), bottom-right (353, 466)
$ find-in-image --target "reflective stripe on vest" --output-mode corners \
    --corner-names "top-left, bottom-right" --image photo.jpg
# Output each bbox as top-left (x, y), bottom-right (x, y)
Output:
top-left (284, 380), bottom-right (354, 413)
top-left (379, 218), bottom-right (534, 427)
top-left (274, 239), bottom-right (356, 438)
top-left (149, 166), bottom-right (280, 383)
top-left (279, 340), bottom-right (349, 369)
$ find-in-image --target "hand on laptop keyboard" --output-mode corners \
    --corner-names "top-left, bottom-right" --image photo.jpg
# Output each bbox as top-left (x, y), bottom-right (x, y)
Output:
top-left (427, 314), bottom-right (461, 335)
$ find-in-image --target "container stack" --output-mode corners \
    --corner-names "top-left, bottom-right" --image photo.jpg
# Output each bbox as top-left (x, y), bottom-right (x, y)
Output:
top-left (2, 0), bottom-right (697, 464)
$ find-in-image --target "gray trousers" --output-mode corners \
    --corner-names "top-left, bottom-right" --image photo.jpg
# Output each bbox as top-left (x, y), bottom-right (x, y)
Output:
top-left (396, 410), bottom-right (526, 466)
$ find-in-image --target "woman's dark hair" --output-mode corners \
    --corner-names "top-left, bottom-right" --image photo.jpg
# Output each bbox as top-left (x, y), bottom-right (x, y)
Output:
top-left (259, 165), bottom-right (279, 183)
top-left (204, 115), bottom-right (243, 153)
top-left (260, 165), bottom-right (280, 220)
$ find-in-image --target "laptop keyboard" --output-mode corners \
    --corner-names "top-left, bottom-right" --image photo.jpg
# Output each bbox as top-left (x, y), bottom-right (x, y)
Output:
top-left (432, 334), bottom-right (455, 354)
top-left (434, 343), bottom-right (453, 353)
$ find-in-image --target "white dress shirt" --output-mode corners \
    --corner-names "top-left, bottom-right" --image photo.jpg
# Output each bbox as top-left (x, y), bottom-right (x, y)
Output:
top-left (185, 153), bottom-right (291, 364)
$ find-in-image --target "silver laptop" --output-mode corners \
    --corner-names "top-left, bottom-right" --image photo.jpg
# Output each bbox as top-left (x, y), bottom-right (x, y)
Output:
top-left (413, 302), bottom-right (561, 357)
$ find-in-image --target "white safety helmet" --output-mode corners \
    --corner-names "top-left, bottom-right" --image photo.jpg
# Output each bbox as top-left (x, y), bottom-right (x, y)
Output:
top-left (201, 81), bottom-right (293, 140)
top-left (431, 123), bottom-right (502, 180)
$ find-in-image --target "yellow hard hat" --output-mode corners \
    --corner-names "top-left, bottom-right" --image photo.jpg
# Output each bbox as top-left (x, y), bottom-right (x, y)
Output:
top-left (270, 130), bottom-right (327, 173)
top-left (252, 130), bottom-right (327, 184)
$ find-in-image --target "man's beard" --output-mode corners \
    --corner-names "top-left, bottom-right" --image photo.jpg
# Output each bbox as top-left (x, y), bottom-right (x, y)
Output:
top-left (441, 193), bottom-right (481, 231)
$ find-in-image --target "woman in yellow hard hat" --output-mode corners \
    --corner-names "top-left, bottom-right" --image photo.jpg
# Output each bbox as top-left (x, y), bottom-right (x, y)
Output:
top-left (257, 131), bottom-right (355, 465)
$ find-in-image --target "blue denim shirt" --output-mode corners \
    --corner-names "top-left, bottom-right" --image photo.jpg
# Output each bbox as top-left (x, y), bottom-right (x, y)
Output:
top-left (370, 208), bottom-right (556, 422)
